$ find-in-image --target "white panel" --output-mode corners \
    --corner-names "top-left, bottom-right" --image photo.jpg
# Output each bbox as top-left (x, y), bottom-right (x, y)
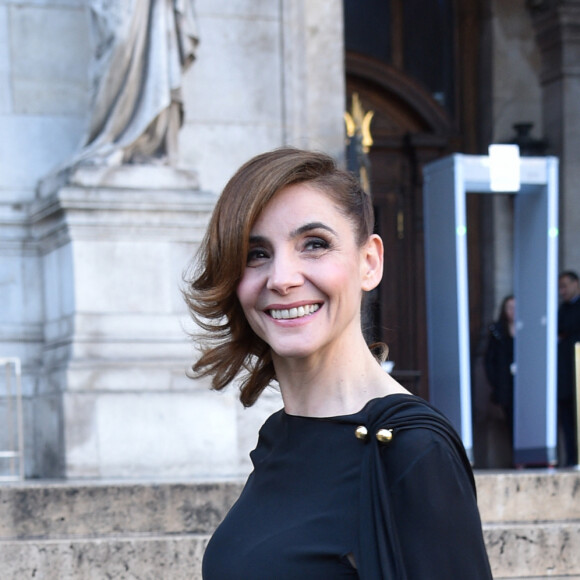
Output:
top-left (424, 154), bottom-right (558, 465)
top-left (455, 157), bottom-right (473, 451)
top-left (424, 156), bottom-right (471, 454)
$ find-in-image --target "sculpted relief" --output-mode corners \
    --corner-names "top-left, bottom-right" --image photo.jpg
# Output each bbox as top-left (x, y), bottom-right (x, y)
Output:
top-left (71, 0), bottom-right (198, 169)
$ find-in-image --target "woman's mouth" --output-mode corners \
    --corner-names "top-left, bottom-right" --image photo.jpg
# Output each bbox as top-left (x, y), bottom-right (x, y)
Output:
top-left (268, 304), bottom-right (321, 320)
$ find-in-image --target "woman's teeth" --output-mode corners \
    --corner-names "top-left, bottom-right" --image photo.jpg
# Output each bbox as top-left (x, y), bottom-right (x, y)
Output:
top-left (269, 304), bottom-right (320, 320)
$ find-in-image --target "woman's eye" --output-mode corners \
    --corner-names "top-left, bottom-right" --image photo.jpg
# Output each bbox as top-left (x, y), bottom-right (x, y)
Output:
top-left (247, 248), bottom-right (269, 264)
top-left (304, 238), bottom-right (330, 251)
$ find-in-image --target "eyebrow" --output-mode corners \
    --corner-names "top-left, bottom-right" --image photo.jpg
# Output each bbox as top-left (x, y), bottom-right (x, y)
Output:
top-left (249, 222), bottom-right (338, 245)
top-left (291, 221), bottom-right (338, 238)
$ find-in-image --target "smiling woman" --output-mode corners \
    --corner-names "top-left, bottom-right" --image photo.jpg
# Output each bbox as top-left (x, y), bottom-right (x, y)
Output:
top-left (184, 148), bottom-right (377, 408)
top-left (235, 183), bottom-right (384, 387)
top-left (183, 148), bottom-right (492, 579)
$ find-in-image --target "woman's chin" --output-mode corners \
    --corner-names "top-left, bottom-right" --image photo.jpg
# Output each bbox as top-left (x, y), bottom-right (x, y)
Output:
top-left (270, 341), bottom-right (319, 361)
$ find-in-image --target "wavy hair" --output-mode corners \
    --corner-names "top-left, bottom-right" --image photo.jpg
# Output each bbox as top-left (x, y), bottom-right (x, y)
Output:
top-left (183, 148), bottom-right (376, 406)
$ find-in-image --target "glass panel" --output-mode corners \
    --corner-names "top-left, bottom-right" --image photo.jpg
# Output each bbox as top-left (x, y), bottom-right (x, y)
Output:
top-left (403, 0), bottom-right (455, 114)
top-left (343, 0), bottom-right (391, 63)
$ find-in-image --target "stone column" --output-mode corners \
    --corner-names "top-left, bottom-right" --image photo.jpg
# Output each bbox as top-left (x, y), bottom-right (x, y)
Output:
top-left (280, 0), bottom-right (346, 162)
top-left (530, 0), bottom-right (580, 269)
top-left (28, 167), bottom-right (245, 478)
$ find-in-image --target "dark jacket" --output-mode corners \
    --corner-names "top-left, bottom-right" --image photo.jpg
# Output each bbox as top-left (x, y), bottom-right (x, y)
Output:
top-left (484, 322), bottom-right (514, 412)
top-left (558, 297), bottom-right (580, 400)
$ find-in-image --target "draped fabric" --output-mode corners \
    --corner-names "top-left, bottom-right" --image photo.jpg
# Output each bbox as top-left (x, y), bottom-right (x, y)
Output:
top-left (354, 395), bottom-right (491, 579)
top-left (71, 0), bottom-right (198, 166)
top-left (202, 394), bottom-right (493, 580)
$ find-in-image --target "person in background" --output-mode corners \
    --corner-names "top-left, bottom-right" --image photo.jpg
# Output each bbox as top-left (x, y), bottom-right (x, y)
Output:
top-left (184, 148), bottom-right (492, 579)
top-left (558, 270), bottom-right (580, 466)
top-left (484, 295), bottom-right (516, 442)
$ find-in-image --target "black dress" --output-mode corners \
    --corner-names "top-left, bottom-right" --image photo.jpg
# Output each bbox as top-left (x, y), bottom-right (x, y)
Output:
top-left (202, 394), bottom-right (492, 579)
top-left (557, 297), bottom-right (580, 465)
top-left (484, 321), bottom-right (515, 435)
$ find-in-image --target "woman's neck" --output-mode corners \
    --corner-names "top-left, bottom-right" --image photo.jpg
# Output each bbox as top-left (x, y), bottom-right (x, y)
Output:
top-left (273, 338), bottom-right (408, 417)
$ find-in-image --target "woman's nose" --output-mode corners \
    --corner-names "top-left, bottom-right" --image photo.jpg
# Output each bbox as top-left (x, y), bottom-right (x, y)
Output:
top-left (266, 254), bottom-right (304, 294)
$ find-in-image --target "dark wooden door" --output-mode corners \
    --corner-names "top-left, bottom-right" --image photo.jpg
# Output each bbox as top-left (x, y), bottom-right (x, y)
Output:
top-left (370, 148), bottom-right (421, 391)
top-left (346, 56), bottom-right (454, 400)
top-left (344, 0), bottom-right (487, 401)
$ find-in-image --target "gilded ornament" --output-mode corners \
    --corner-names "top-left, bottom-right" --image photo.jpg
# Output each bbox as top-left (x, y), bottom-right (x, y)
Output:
top-left (376, 428), bottom-right (393, 443)
top-left (355, 425), bottom-right (369, 441)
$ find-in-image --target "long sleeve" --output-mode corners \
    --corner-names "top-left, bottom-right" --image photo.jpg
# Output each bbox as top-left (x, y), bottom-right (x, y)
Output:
top-left (388, 431), bottom-right (492, 579)
top-left (558, 300), bottom-right (580, 341)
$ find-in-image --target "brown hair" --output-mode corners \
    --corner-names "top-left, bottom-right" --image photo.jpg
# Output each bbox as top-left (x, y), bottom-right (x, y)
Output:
top-left (183, 147), bottom-right (375, 406)
top-left (497, 294), bottom-right (514, 336)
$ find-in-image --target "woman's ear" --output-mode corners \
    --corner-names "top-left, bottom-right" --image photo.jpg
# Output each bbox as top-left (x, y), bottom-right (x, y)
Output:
top-left (360, 234), bottom-right (384, 292)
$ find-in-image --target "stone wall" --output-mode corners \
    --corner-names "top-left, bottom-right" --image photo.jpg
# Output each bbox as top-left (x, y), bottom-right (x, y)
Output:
top-left (491, 0), bottom-right (543, 143)
top-left (1, 472), bottom-right (579, 578)
top-left (0, 0), bottom-right (93, 477)
top-left (489, 0), bottom-right (543, 308)
top-left (179, 0), bottom-right (345, 194)
top-left (530, 0), bottom-right (580, 272)
top-left (0, 0), bottom-right (345, 479)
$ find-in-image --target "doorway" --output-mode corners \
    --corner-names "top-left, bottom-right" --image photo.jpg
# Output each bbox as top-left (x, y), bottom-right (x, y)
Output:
top-left (346, 54), bottom-right (455, 399)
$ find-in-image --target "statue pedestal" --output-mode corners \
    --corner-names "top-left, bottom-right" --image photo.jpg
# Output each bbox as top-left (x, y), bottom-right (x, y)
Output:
top-left (28, 165), bottom-right (276, 479)
top-left (38, 164), bottom-right (201, 196)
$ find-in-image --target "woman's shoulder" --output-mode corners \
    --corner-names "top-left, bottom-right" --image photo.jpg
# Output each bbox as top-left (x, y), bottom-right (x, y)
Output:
top-left (361, 394), bottom-right (463, 453)
top-left (362, 394), bottom-right (473, 484)
top-left (362, 393), bottom-right (451, 427)
top-left (256, 408), bottom-right (286, 441)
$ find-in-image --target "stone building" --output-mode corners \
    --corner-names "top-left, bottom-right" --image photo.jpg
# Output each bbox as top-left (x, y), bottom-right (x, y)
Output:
top-left (1, 0), bottom-right (578, 478)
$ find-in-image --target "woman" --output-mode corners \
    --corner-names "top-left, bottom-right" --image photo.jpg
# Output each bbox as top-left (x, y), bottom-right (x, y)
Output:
top-left (484, 295), bottom-right (516, 438)
top-left (185, 148), bottom-right (492, 579)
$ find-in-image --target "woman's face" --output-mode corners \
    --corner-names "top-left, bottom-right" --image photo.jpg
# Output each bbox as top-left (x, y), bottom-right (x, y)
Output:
top-left (504, 298), bottom-right (515, 323)
top-left (236, 183), bottom-right (382, 362)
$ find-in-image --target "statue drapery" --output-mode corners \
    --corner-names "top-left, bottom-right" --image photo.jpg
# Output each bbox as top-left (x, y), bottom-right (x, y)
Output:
top-left (73, 0), bottom-right (198, 167)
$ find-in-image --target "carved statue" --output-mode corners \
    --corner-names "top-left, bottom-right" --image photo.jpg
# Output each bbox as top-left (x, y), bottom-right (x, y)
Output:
top-left (72, 0), bottom-right (198, 167)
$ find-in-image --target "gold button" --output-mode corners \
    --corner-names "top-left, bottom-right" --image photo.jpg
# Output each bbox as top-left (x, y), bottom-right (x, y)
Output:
top-left (376, 428), bottom-right (393, 443)
top-left (355, 425), bottom-right (368, 440)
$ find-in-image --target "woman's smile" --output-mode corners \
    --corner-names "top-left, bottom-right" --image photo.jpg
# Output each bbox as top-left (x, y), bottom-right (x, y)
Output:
top-left (268, 303), bottom-right (321, 320)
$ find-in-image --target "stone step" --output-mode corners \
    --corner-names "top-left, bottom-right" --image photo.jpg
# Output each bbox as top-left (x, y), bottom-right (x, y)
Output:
top-left (0, 480), bottom-right (243, 540)
top-left (1, 526), bottom-right (578, 580)
top-left (0, 535), bottom-right (209, 580)
top-left (484, 521), bottom-right (580, 578)
top-left (475, 469), bottom-right (580, 523)
top-left (476, 470), bottom-right (580, 579)
top-left (0, 471), bottom-right (577, 579)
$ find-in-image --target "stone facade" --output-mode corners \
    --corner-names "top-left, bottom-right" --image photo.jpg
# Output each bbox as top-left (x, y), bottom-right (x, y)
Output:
top-left (488, 0), bottom-right (580, 299)
top-left (487, 0), bottom-right (544, 310)
top-left (0, 0), bottom-right (345, 478)
top-left (530, 0), bottom-right (580, 271)
top-left (1, 0), bottom-right (579, 479)
top-left (179, 0), bottom-right (346, 193)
